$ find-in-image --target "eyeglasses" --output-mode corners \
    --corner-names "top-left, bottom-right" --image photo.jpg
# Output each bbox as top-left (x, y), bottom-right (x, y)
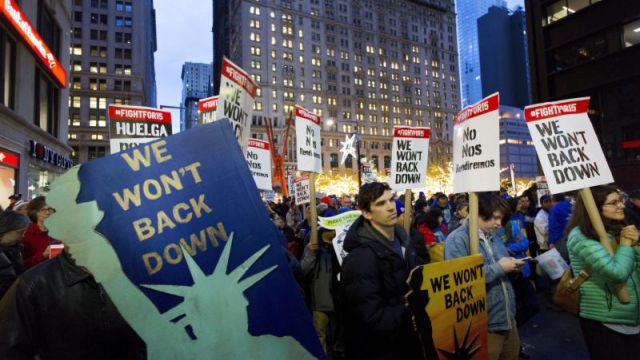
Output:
top-left (40, 207), bottom-right (57, 214)
top-left (603, 200), bottom-right (624, 207)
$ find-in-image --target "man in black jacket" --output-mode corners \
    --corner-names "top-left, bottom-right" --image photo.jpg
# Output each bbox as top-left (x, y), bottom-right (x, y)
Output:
top-left (0, 251), bottom-right (146, 359)
top-left (341, 182), bottom-right (422, 359)
top-left (625, 189), bottom-right (640, 228)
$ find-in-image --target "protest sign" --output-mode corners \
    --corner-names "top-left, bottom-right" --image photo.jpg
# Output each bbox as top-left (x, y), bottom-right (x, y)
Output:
top-left (361, 163), bottom-right (377, 184)
top-left (317, 210), bottom-right (361, 265)
top-left (246, 138), bottom-right (272, 191)
top-left (524, 97), bottom-right (614, 194)
top-left (198, 95), bottom-right (219, 125)
top-left (214, 57), bottom-right (258, 150)
top-left (287, 172), bottom-right (296, 199)
top-left (294, 105), bottom-right (322, 173)
top-left (536, 176), bottom-right (550, 206)
top-left (406, 254), bottom-right (487, 360)
top-left (45, 120), bottom-right (322, 359)
top-left (389, 126), bottom-right (431, 191)
top-left (108, 105), bottom-right (172, 154)
top-left (263, 190), bottom-right (276, 202)
top-left (453, 93), bottom-right (500, 193)
top-left (294, 175), bottom-right (311, 205)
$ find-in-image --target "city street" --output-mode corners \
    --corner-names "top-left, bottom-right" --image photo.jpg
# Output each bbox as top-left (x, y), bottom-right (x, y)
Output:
top-left (519, 296), bottom-right (589, 359)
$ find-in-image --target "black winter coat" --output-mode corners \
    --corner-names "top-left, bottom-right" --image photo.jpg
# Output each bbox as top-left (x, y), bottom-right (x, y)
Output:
top-left (0, 244), bottom-right (23, 300)
top-left (0, 251), bottom-right (146, 359)
top-left (341, 216), bottom-right (422, 360)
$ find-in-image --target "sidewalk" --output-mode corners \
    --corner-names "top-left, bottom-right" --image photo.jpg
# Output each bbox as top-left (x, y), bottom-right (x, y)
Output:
top-left (518, 296), bottom-right (589, 359)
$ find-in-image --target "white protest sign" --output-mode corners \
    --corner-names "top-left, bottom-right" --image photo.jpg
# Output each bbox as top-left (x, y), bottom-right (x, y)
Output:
top-left (295, 175), bottom-right (311, 205)
top-left (453, 92), bottom-right (500, 193)
top-left (362, 163), bottom-right (377, 184)
top-left (198, 95), bottom-right (219, 124)
top-left (536, 176), bottom-right (550, 207)
top-left (318, 210), bottom-right (361, 266)
top-left (108, 105), bottom-right (172, 154)
top-left (214, 57), bottom-right (258, 151)
top-left (295, 105), bottom-right (322, 173)
top-left (390, 126), bottom-right (431, 191)
top-left (525, 97), bottom-right (613, 194)
top-left (287, 172), bottom-right (296, 198)
top-left (246, 138), bottom-right (273, 191)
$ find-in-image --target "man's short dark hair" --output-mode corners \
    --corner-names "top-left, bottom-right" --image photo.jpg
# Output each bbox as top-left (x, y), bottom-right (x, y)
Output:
top-left (358, 182), bottom-right (391, 212)
top-left (629, 189), bottom-right (640, 199)
top-left (477, 192), bottom-right (504, 220)
top-left (436, 192), bottom-right (447, 200)
top-left (552, 193), bottom-right (566, 202)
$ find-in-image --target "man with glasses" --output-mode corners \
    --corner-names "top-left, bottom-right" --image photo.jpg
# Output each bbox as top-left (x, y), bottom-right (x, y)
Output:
top-left (444, 192), bottom-right (524, 360)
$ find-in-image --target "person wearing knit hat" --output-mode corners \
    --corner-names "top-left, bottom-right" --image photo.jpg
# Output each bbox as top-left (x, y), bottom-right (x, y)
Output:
top-left (0, 211), bottom-right (30, 298)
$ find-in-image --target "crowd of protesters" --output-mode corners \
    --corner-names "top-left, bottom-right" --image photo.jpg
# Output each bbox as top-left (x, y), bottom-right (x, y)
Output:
top-left (1, 182), bottom-right (640, 359)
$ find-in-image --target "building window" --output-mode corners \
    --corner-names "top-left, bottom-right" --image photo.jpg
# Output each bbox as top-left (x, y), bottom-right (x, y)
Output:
top-left (34, 70), bottom-right (59, 136)
top-left (0, 29), bottom-right (16, 109)
top-left (88, 146), bottom-right (106, 161)
top-left (330, 153), bottom-right (339, 169)
top-left (544, 0), bottom-right (600, 26)
top-left (624, 19), bottom-right (640, 48)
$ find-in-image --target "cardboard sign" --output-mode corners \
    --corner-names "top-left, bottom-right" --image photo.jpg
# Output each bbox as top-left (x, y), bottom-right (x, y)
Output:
top-left (198, 95), bottom-right (219, 125)
top-left (214, 57), bottom-right (258, 151)
top-left (246, 139), bottom-right (273, 191)
top-left (294, 105), bottom-right (322, 173)
top-left (525, 97), bottom-right (614, 194)
top-left (263, 190), bottom-right (276, 202)
top-left (294, 176), bottom-right (311, 205)
top-left (45, 120), bottom-right (322, 359)
top-left (317, 211), bottom-right (361, 265)
top-left (390, 126), bottom-right (431, 191)
top-left (287, 173), bottom-right (296, 199)
top-left (406, 254), bottom-right (487, 360)
top-left (453, 93), bottom-right (500, 193)
top-left (108, 105), bottom-right (172, 154)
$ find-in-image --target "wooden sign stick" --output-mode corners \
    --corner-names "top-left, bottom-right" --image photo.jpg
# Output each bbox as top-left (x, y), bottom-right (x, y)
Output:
top-left (469, 192), bottom-right (480, 255)
top-left (309, 172), bottom-right (318, 247)
top-left (579, 187), bottom-right (630, 303)
top-left (404, 189), bottom-right (412, 234)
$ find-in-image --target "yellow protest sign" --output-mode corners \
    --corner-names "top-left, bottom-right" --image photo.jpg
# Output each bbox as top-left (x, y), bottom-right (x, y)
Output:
top-left (406, 254), bottom-right (487, 359)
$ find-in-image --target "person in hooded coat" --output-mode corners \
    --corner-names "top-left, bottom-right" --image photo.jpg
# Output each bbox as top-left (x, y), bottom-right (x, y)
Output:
top-left (340, 182), bottom-right (422, 360)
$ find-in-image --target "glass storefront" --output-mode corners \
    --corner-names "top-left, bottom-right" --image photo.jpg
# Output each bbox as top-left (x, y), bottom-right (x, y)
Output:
top-left (27, 164), bottom-right (60, 200)
top-left (0, 165), bottom-right (16, 209)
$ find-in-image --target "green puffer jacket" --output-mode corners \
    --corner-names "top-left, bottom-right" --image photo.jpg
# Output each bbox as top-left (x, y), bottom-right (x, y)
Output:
top-left (567, 227), bottom-right (640, 325)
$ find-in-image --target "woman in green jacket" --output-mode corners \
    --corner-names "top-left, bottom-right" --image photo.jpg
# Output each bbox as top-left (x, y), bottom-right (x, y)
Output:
top-left (567, 184), bottom-right (640, 360)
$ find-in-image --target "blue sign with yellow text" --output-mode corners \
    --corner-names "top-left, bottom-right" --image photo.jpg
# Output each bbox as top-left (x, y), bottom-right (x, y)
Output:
top-left (46, 120), bottom-right (322, 359)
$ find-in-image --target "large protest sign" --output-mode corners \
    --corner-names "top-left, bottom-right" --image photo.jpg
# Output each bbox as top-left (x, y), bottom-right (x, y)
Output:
top-left (317, 210), bottom-right (361, 265)
top-left (198, 95), bottom-right (219, 125)
top-left (214, 57), bottom-right (258, 150)
top-left (390, 126), bottom-right (431, 191)
top-left (406, 254), bottom-right (487, 360)
top-left (295, 105), bottom-right (322, 173)
top-left (45, 120), bottom-right (322, 359)
top-left (246, 138), bottom-right (272, 191)
top-left (524, 97), bottom-right (613, 194)
top-left (453, 93), bottom-right (500, 193)
top-left (295, 175), bottom-right (311, 205)
top-left (108, 105), bottom-right (172, 154)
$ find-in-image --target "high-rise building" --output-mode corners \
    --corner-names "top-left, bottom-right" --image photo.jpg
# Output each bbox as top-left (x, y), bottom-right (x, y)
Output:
top-left (456, 0), bottom-right (506, 107)
top-left (68, 0), bottom-right (158, 164)
top-left (213, 0), bottom-right (460, 175)
top-left (478, 5), bottom-right (531, 108)
top-left (0, 0), bottom-right (73, 205)
top-left (498, 106), bottom-right (537, 179)
top-left (525, 0), bottom-right (640, 189)
top-left (181, 62), bottom-right (212, 131)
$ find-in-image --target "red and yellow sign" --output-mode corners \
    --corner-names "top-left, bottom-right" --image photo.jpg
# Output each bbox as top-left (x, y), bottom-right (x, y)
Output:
top-left (0, 0), bottom-right (67, 88)
top-left (406, 254), bottom-right (487, 359)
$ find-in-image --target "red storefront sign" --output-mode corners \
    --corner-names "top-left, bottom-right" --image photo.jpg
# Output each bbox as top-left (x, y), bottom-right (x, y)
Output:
top-left (0, 148), bottom-right (19, 168)
top-left (0, 0), bottom-right (67, 88)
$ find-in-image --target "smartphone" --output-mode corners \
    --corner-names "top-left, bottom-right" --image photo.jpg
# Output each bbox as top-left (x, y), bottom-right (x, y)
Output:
top-left (520, 256), bottom-right (535, 263)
